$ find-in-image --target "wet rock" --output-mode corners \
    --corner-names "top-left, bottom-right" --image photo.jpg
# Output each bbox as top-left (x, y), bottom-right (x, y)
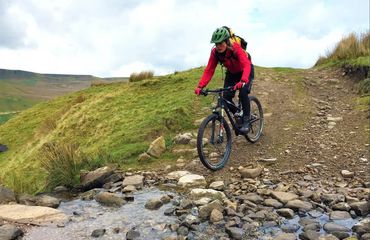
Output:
top-left (209, 181), bottom-right (225, 191)
top-left (0, 204), bottom-right (69, 225)
top-left (182, 214), bottom-right (199, 226)
top-left (0, 186), bottom-right (16, 204)
top-left (126, 228), bottom-right (140, 239)
top-left (91, 229), bottom-right (106, 238)
top-left (264, 198), bottom-right (283, 208)
top-left (225, 227), bottom-right (243, 240)
top-left (35, 195), bottom-right (61, 208)
top-left (331, 231), bottom-right (350, 239)
top-left (189, 188), bottom-right (226, 201)
top-left (276, 208), bottom-right (295, 219)
top-left (321, 194), bottom-right (345, 205)
top-left (318, 234), bottom-right (340, 240)
top-left (324, 222), bottom-right (350, 233)
top-left (239, 167), bottom-right (263, 179)
top-left (210, 208), bottom-right (224, 222)
top-left (147, 136), bottom-right (166, 158)
top-left (304, 222), bottom-right (321, 232)
top-left (145, 198), bottom-right (163, 210)
top-left (352, 218), bottom-right (370, 237)
top-left (164, 207), bottom-right (175, 216)
top-left (173, 133), bottom-right (193, 144)
top-left (285, 199), bottom-right (313, 211)
top-left (122, 185), bottom-right (137, 193)
top-left (349, 201), bottom-right (370, 216)
top-left (329, 211), bottom-right (352, 220)
top-left (80, 166), bottom-right (114, 191)
top-left (0, 224), bottom-right (23, 240)
top-left (275, 233), bottom-right (296, 240)
top-left (122, 175), bottom-right (144, 189)
top-left (271, 191), bottom-right (298, 204)
top-left (95, 192), bottom-right (125, 207)
top-left (299, 230), bottom-right (320, 240)
top-left (332, 202), bottom-right (351, 211)
top-left (160, 195), bottom-right (172, 204)
top-left (178, 174), bottom-right (206, 188)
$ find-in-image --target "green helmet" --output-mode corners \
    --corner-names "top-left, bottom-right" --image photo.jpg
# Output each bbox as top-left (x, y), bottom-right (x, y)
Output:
top-left (210, 27), bottom-right (230, 44)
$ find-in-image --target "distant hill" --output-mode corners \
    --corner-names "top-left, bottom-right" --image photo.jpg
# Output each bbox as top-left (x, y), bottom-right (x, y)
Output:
top-left (0, 69), bottom-right (128, 124)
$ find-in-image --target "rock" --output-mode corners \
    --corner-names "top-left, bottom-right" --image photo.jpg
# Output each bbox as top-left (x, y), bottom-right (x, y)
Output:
top-left (0, 224), bottom-right (23, 240)
top-left (332, 202), bottom-right (351, 211)
top-left (271, 191), bottom-right (299, 204)
top-left (327, 116), bottom-right (343, 122)
top-left (324, 222), bottom-right (351, 233)
top-left (147, 136), bottom-right (166, 158)
top-left (80, 166), bottom-right (114, 191)
top-left (282, 223), bottom-right (300, 233)
top-left (138, 152), bottom-right (151, 162)
top-left (329, 211), bottom-right (352, 220)
top-left (245, 193), bottom-right (264, 204)
top-left (166, 171), bottom-right (191, 180)
top-left (209, 181), bottom-right (225, 191)
top-left (352, 218), bottom-right (370, 237)
top-left (319, 234), bottom-right (340, 240)
top-left (239, 167), bottom-right (263, 178)
top-left (122, 175), bottom-right (144, 188)
top-left (341, 170), bottom-right (355, 178)
top-left (0, 186), bottom-right (16, 204)
top-left (264, 198), bottom-right (283, 208)
top-left (35, 195), bottom-right (61, 208)
top-left (198, 200), bottom-right (223, 220)
top-left (126, 228), bottom-right (140, 240)
top-left (95, 192), bottom-right (125, 207)
top-left (173, 133), bottom-right (193, 144)
top-left (122, 185), bottom-right (136, 193)
top-left (0, 144), bottom-right (8, 152)
top-left (225, 227), bottom-right (243, 240)
top-left (275, 233), bottom-right (296, 240)
top-left (177, 226), bottom-right (189, 236)
top-left (0, 204), bottom-right (69, 225)
top-left (299, 230), bottom-right (320, 240)
top-left (160, 195), bottom-right (171, 204)
top-left (349, 201), bottom-right (370, 216)
top-left (285, 200), bottom-right (313, 211)
top-left (210, 208), bottom-right (224, 222)
top-left (177, 174), bottom-right (206, 188)
top-left (91, 229), bottom-right (106, 238)
top-left (189, 188), bottom-right (226, 201)
top-left (304, 222), bottom-right (321, 232)
top-left (194, 197), bottom-right (212, 206)
top-left (321, 194), bottom-right (345, 205)
top-left (362, 233), bottom-right (370, 240)
top-left (276, 208), bottom-right (295, 219)
top-left (145, 198), bottom-right (163, 210)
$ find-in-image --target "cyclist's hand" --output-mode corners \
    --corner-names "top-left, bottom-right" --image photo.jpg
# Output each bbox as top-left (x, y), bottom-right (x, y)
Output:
top-left (233, 81), bottom-right (245, 90)
top-left (194, 87), bottom-right (203, 95)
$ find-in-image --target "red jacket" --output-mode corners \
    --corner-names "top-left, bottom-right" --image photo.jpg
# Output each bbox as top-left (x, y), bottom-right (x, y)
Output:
top-left (198, 42), bottom-right (252, 88)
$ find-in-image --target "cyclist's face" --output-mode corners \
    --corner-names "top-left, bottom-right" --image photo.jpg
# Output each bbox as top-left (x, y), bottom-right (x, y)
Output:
top-left (215, 41), bottom-right (227, 53)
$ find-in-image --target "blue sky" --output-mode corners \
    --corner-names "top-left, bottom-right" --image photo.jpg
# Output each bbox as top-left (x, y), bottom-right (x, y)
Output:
top-left (0, 0), bottom-right (368, 77)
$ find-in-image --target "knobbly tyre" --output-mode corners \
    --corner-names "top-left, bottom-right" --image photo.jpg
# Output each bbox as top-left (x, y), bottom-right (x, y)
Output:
top-left (196, 87), bottom-right (264, 170)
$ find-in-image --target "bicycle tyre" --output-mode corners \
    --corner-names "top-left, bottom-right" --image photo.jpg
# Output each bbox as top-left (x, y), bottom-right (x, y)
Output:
top-left (245, 96), bottom-right (264, 143)
top-left (197, 114), bottom-right (232, 171)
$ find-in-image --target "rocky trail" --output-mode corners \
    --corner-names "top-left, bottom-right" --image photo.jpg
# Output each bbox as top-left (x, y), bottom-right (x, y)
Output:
top-left (0, 67), bottom-right (369, 240)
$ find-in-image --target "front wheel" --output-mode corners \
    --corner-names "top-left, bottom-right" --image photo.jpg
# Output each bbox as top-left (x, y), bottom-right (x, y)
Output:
top-left (197, 114), bottom-right (232, 171)
top-left (245, 96), bottom-right (264, 143)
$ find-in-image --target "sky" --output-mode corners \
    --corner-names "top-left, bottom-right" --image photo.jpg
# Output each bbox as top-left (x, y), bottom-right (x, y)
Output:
top-left (0, 0), bottom-right (368, 77)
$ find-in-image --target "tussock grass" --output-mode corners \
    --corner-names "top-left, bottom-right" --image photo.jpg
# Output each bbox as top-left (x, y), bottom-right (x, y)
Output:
top-left (129, 70), bottom-right (154, 82)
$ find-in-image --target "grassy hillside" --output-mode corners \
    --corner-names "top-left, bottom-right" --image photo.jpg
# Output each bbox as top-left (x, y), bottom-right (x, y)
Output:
top-left (0, 67), bottom-right (223, 193)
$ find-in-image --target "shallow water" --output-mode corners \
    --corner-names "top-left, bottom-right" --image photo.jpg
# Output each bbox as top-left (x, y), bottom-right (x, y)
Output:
top-left (24, 188), bottom-right (178, 240)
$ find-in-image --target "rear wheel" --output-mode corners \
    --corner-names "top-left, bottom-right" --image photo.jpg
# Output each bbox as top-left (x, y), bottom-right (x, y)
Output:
top-left (245, 96), bottom-right (264, 143)
top-left (197, 114), bottom-right (232, 170)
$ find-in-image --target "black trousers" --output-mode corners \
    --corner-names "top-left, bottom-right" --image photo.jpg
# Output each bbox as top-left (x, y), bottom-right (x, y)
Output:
top-left (223, 71), bottom-right (253, 118)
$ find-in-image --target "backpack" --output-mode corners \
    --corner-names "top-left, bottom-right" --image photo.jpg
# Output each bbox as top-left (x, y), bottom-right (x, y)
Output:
top-left (216, 26), bottom-right (254, 79)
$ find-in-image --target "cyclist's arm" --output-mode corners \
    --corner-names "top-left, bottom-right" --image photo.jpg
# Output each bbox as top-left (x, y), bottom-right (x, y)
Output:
top-left (233, 42), bottom-right (251, 84)
top-left (198, 49), bottom-right (218, 88)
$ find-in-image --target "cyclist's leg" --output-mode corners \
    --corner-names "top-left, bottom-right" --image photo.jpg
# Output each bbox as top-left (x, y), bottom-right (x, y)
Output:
top-left (223, 71), bottom-right (240, 114)
top-left (239, 77), bottom-right (253, 118)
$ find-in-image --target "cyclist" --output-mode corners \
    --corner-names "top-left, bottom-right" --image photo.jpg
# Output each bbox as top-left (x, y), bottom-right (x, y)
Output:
top-left (195, 27), bottom-right (254, 133)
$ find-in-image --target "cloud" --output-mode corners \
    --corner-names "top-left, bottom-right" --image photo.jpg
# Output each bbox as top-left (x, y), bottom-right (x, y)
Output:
top-left (0, 0), bottom-right (368, 77)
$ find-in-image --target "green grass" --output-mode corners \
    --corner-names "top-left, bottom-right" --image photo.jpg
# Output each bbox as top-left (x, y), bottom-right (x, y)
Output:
top-left (0, 66), bottom-right (224, 193)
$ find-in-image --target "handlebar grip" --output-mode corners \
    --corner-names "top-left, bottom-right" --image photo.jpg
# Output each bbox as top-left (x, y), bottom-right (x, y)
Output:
top-left (200, 89), bottom-right (208, 96)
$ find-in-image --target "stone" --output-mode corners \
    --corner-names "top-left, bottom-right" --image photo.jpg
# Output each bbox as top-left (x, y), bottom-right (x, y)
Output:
top-left (264, 198), bottom-right (283, 208)
top-left (0, 224), bottom-right (23, 240)
top-left (275, 233), bottom-right (296, 240)
top-left (319, 234), bottom-right (340, 240)
top-left (239, 167), bottom-right (263, 179)
top-left (352, 218), bottom-right (370, 236)
top-left (225, 227), bottom-right (243, 240)
top-left (209, 181), bottom-right (225, 191)
top-left (80, 166), bottom-right (114, 191)
top-left (122, 175), bottom-right (144, 188)
top-left (0, 186), bottom-right (16, 204)
top-left (198, 200), bottom-right (223, 220)
top-left (327, 116), bottom-right (343, 122)
top-left (147, 136), bottom-right (166, 158)
top-left (177, 226), bottom-right (189, 236)
top-left (91, 229), bottom-right (106, 238)
top-left (361, 233), bottom-right (370, 240)
top-left (285, 199), bottom-right (313, 211)
top-left (324, 222), bottom-right (350, 233)
top-left (194, 197), bottom-right (212, 206)
top-left (329, 211), bottom-right (352, 220)
top-left (0, 204), bottom-right (69, 225)
top-left (349, 201), bottom-right (370, 216)
top-left (304, 222), bottom-right (321, 232)
top-left (95, 192), bottom-right (125, 207)
top-left (282, 224), bottom-right (300, 233)
top-left (122, 185), bottom-right (136, 193)
top-left (145, 198), bottom-right (163, 210)
top-left (35, 195), bottom-right (61, 208)
top-left (166, 171), bottom-right (191, 180)
top-left (210, 208), bottom-right (223, 222)
top-left (332, 202), bottom-right (351, 211)
top-left (299, 230), bottom-right (320, 240)
top-left (173, 133), bottom-right (193, 144)
top-left (138, 152), bottom-right (151, 162)
top-left (271, 191), bottom-right (298, 204)
top-left (160, 195), bottom-right (171, 204)
top-left (189, 188), bottom-right (226, 201)
top-left (321, 194), bottom-right (345, 205)
top-left (245, 193), bottom-right (264, 204)
top-left (126, 228), bottom-right (140, 240)
top-left (276, 208), bottom-right (295, 219)
top-left (178, 174), bottom-right (206, 188)
top-left (341, 170), bottom-right (355, 178)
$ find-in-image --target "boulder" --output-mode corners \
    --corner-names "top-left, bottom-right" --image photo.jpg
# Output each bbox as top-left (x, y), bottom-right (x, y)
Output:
top-left (122, 175), bottom-right (144, 189)
top-left (80, 166), bottom-right (114, 191)
top-left (35, 195), bottom-right (61, 208)
top-left (147, 136), bottom-right (166, 158)
top-left (145, 198), bottom-right (163, 210)
top-left (94, 192), bottom-right (125, 207)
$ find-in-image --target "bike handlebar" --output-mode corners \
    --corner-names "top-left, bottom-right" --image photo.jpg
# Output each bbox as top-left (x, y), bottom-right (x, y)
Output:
top-left (200, 86), bottom-right (234, 96)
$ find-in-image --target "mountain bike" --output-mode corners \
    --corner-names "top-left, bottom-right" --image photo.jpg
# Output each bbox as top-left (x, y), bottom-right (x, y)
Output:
top-left (197, 87), bottom-right (264, 170)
